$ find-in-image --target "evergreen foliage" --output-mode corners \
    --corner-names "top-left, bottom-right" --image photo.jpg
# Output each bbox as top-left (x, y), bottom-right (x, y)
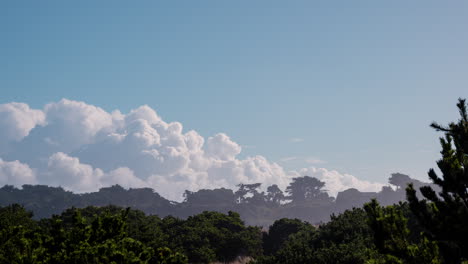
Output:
top-left (256, 208), bottom-right (376, 264)
top-left (0, 205), bottom-right (263, 264)
top-left (364, 200), bottom-right (440, 264)
top-left (363, 98), bottom-right (468, 264)
top-left (406, 98), bottom-right (468, 263)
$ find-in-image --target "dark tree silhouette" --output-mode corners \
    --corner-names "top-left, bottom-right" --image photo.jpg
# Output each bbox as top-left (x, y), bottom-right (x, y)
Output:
top-left (235, 183), bottom-right (264, 204)
top-left (407, 98), bottom-right (468, 263)
top-left (389, 173), bottom-right (412, 190)
top-left (285, 176), bottom-right (329, 204)
top-left (262, 218), bottom-right (313, 255)
top-left (266, 184), bottom-right (285, 206)
top-left (184, 188), bottom-right (236, 206)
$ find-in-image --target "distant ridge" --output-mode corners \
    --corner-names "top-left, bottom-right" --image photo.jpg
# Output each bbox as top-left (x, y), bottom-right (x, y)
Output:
top-left (0, 173), bottom-right (436, 226)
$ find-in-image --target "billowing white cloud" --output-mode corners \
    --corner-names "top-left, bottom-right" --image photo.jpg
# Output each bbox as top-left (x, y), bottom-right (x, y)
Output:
top-left (44, 152), bottom-right (145, 193)
top-left (125, 105), bottom-right (163, 125)
top-left (205, 133), bottom-right (241, 160)
top-left (43, 99), bottom-right (114, 150)
top-left (0, 102), bottom-right (45, 143)
top-left (298, 167), bottom-right (385, 196)
top-left (0, 99), bottom-right (385, 201)
top-left (45, 152), bottom-right (104, 193)
top-left (101, 167), bottom-right (147, 189)
top-left (0, 158), bottom-right (37, 187)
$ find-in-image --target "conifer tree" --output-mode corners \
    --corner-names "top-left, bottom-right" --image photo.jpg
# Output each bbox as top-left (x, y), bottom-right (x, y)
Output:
top-left (407, 98), bottom-right (468, 263)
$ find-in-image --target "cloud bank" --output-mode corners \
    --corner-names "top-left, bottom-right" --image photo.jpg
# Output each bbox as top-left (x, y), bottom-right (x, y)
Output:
top-left (0, 99), bottom-right (384, 200)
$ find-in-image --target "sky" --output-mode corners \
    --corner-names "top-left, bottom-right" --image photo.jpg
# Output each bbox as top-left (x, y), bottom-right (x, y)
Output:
top-left (1, 1), bottom-right (467, 200)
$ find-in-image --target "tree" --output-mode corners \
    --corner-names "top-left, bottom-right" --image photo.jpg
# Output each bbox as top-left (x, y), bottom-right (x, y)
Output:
top-left (160, 210), bottom-right (262, 263)
top-left (407, 98), bottom-right (468, 263)
top-left (262, 218), bottom-right (313, 255)
top-left (265, 184), bottom-right (285, 206)
top-left (311, 208), bottom-right (375, 264)
top-left (285, 176), bottom-right (330, 204)
top-left (184, 188), bottom-right (236, 206)
top-left (389, 173), bottom-right (412, 190)
top-left (258, 208), bottom-right (374, 264)
top-left (152, 247), bottom-right (188, 264)
top-left (364, 200), bottom-right (440, 264)
top-left (235, 183), bottom-right (264, 205)
top-left (0, 204), bottom-right (36, 231)
top-left (0, 204), bottom-right (42, 264)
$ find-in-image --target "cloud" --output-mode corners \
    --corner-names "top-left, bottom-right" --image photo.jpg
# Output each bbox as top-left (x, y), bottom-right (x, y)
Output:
top-left (0, 158), bottom-right (37, 187)
top-left (289, 138), bottom-right (304, 143)
top-left (43, 99), bottom-right (114, 150)
top-left (0, 99), bottom-right (385, 201)
top-left (0, 102), bottom-right (45, 144)
top-left (279, 156), bottom-right (298, 162)
top-left (305, 158), bottom-right (326, 165)
top-left (279, 156), bottom-right (326, 165)
top-left (298, 167), bottom-right (384, 196)
top-left (205, 133), bottom-right (241, 161)
top-left (45, 152), bottom-right (104, 193)
top-left (44, 152), bottom-right (145, 193)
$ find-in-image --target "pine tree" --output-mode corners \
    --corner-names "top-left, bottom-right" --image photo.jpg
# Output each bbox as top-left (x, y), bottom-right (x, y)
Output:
top-left (364, 200), bottom-right (441, 264)
top-left (407, 98), bottom-right (468, 263)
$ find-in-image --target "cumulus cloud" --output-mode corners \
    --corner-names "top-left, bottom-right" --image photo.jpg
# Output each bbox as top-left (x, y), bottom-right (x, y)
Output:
top-left (0, 99), bottom-right (385, 201)
top-left (205, 133), bottom-right (241, 160)
top-left (0, 158), bottom-right (37, 187)
top-left (45, 152), bottom-right (104, 193)
top-left (101, 167), bottom-right (147, 189)
top-left (43, 99), bottom-right (114, 150)
top-left (44, 152), bottom-right (144, 193)
top-left (298, 167), bottom-right (385, 196)
top-left (0, 102), bottom-right (45, 143)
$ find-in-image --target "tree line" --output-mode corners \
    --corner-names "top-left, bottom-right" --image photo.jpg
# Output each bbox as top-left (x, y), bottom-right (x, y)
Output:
top-left (0, 172), bottom-right (434, 227)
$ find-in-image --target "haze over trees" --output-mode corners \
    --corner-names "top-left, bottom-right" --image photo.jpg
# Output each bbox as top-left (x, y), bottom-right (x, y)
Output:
top-left (0, 173), bottom-right (433, 226)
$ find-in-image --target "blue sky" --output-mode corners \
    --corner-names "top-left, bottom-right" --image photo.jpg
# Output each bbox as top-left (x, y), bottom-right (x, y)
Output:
top-left (1, 1), bottom-right (467, 187)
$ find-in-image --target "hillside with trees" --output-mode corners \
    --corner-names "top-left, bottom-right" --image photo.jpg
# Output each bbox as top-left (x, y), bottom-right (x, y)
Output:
top-left (0, 172), bottom-right (435, 226)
